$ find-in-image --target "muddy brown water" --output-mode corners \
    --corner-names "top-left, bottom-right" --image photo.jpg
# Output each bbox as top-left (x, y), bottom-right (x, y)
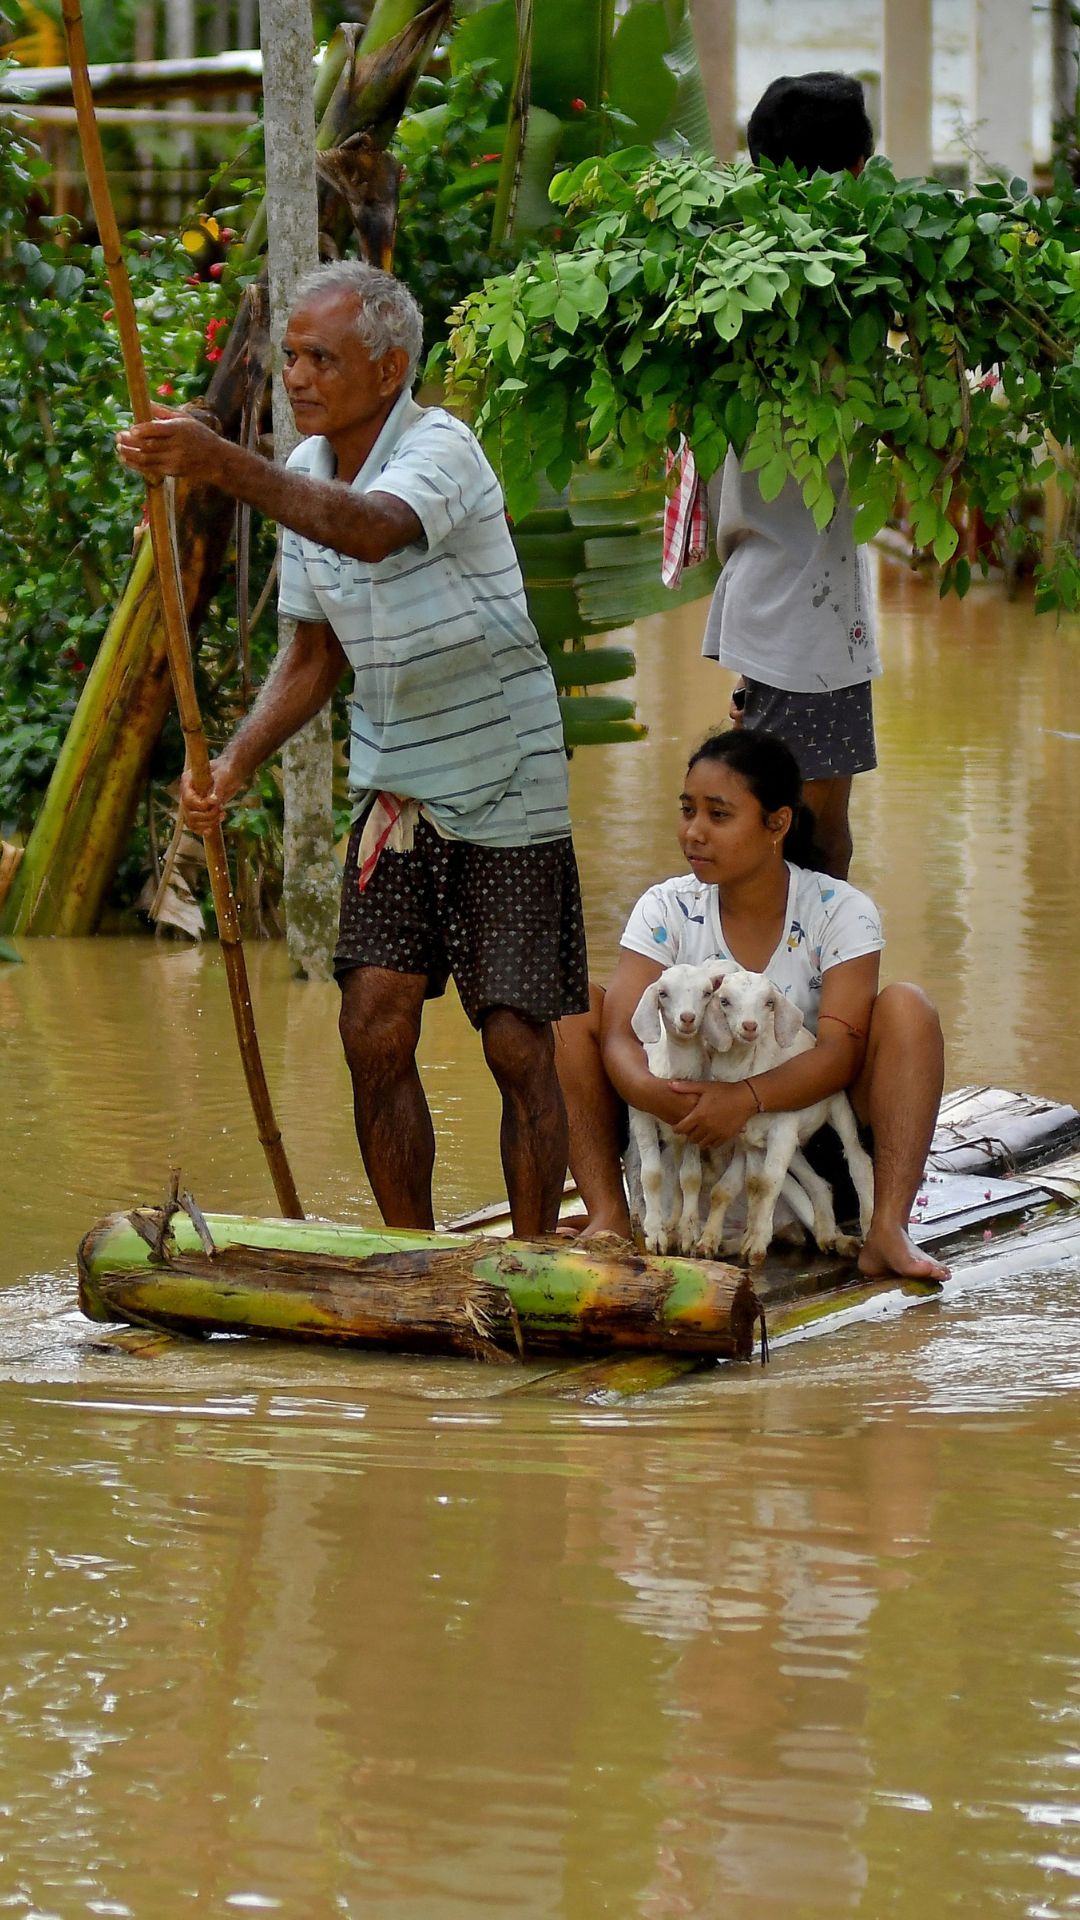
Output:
top-left (3, 557), bottom-right (1080, 1917)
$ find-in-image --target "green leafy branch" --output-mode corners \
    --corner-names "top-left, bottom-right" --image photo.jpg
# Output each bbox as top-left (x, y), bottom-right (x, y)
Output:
top-left (443, 149), bottom-right (1080, 607)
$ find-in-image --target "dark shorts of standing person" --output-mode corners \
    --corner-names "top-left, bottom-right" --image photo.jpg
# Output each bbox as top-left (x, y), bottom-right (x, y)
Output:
top-left (742, 677), bottom-right (877, 780)
top-left (334, 812), bottom-right (590, 1028)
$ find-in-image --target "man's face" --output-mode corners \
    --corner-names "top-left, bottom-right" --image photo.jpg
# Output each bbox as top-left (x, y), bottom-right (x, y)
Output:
top-left (282, 290), bottom-right (403, 448)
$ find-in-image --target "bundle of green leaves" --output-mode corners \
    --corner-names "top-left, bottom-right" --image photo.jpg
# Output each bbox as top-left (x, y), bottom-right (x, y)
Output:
top-left (444, 149), bottom-right (1080, 609)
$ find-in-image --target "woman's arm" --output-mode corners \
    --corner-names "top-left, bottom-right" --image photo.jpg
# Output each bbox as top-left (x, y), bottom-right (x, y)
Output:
top-left (671, 952), bottom-right (880, 1148)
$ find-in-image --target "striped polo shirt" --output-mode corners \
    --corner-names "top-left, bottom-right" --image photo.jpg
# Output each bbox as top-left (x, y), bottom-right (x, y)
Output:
top-left (278, 387), bottom-right (571, 847)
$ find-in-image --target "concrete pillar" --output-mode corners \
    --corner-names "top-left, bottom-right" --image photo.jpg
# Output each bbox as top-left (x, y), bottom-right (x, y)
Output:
top-left (972, 0), bottom-right (1034, 184)
top-left (689, 0), bottom-right (738, 161)
top-left (1050, 0), bottom-right (1079, 155)
top-left (882, 0), bottom-right (933, 176)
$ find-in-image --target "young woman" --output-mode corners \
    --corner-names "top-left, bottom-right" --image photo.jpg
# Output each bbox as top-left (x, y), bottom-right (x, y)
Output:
top-left (556, 729), bottom-right (948, 1282)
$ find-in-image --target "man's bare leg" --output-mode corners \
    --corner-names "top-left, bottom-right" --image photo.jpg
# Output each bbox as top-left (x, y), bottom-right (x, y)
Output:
top-left (554, 985), bottom-right (632, 1239)
top-left (481, 1008), bottom-right (568, 1237)
top-left (802, 774), bottom-right (854, 880)
top-left (339, 966), bottom-right (435, 1228)
top-left (853, 982), bottom-right (950, 1282)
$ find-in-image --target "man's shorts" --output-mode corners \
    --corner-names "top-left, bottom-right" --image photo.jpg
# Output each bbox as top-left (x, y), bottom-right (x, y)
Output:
top-left (335, 813), bottom-right (590, 1029)
top-left (743, 678), bottom-right (877, 781)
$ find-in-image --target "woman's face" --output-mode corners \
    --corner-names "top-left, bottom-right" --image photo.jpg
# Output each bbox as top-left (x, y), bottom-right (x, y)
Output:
top-left (677, 757), bottom-right (788, 886)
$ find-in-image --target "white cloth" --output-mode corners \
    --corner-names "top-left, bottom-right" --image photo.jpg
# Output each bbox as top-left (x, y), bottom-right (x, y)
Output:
top-left (619, 863), bottom-right (884, 1034)
top-left (354, 792), bottom-right (454, 890)
top-left (701, 447), bottom-right (881, 693)
top-left (278, 386), bottom-right (570, 847)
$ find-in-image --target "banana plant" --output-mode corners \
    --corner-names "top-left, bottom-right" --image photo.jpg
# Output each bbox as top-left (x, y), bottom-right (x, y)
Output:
top-left (513, 459), bottom-right (717, 749)
top-left (2, 0), bottom-right (448, 937)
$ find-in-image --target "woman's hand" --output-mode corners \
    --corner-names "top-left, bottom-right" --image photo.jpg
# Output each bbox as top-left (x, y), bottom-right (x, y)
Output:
top-left (669, 1078), bottom-right (757, 1147)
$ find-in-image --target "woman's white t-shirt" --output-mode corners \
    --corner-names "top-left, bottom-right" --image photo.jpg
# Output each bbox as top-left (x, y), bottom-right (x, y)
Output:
top-left (620, 864), bottom-right (883, 1035)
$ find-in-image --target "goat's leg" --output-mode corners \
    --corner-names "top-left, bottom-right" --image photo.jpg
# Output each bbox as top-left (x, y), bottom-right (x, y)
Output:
top-left (630, 1112), bottom-right (669, 1253)
top-left (698, 1146), bottom-right (745, 1259)
top-left (824, 1100), bottom-right (876, 1241)
top-left (742, 1120), bottom-right (801, 1266)
top-left (675, 1142), bottom-right (704, 1254)
top-left (786, 1147), bottom-right (860, 1259)
top-left (623, 1134), bottom-right (644, 1241)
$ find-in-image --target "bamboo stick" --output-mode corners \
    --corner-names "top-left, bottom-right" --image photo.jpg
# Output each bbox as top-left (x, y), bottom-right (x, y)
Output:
top-left (59, 0), bottom-right (303, 1221)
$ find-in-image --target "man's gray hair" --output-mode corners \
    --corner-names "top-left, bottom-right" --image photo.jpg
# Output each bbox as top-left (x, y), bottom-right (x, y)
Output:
top-left (290, 260), bottom-right (424, 383)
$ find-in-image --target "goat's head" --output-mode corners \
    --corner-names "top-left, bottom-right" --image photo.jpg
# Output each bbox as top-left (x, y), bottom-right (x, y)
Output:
top-left (631, 964), bottom-right (725, 1045)
top-left (706, 968), bottom-right (805, 1051)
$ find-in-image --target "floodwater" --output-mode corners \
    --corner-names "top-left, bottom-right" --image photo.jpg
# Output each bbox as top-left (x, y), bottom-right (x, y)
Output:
top-left (3, 555), bottom-right (1080, 1917)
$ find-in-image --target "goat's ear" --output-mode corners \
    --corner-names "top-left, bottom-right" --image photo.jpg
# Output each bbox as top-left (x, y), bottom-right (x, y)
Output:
top-left (631, 980), bottom-right (663, 1045)
top-left (709, 970), bottom-right (728, 992)
top-left (772, 992), bottom-right (804, 1047)
top-left (703, 991), bottom-right (734, 1052)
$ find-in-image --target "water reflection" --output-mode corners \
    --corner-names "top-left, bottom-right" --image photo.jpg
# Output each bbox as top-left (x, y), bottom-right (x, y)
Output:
top-left (3, 1348), bottom-right (1080, 1915)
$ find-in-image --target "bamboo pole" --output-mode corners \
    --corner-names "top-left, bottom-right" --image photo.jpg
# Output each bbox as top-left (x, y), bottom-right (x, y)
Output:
top-left (59, 0), bottom-right (303, 1221)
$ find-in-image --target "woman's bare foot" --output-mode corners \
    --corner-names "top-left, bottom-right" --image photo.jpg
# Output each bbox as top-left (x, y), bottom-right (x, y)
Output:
top-left (857, 1221), bottom-right (950, 1284)
top-left (577, 1208), bottom-right (633, 1243)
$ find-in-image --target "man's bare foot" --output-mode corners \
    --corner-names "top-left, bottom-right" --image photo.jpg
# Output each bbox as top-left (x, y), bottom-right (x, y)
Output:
top-left (857, 1221), bottom-right (950, 1284)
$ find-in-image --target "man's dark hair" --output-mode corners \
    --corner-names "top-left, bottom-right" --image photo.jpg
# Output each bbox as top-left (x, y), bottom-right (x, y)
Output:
top-left (747, 71), bottom-right (874, 176)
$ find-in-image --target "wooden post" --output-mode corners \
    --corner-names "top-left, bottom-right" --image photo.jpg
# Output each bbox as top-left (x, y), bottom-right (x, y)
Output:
top-left (882, 0), bottom-right (933, 177)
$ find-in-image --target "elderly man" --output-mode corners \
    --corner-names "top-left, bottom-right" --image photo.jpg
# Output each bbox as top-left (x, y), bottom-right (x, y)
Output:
top-left (117, 261), bottom-right (588, 1235)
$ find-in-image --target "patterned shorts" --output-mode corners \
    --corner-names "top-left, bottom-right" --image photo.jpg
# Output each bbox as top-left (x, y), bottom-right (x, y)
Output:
top-left (743, 678), bottom-right (877, 781)
top-left (335, 814), bottom-right (591, 1029)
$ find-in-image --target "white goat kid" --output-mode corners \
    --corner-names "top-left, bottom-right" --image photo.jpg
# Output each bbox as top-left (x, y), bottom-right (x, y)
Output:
top-left (627, 963), bottom-right (724, 1254)
top-left (698, 968), bottom-right (874, 1266)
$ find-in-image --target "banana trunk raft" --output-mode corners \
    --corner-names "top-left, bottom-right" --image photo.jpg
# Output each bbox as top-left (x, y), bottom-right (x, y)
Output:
top-left (78, 1214), bottom-right (771, 1361)
top-left (77, 1087), bottom-right (1080, 1368)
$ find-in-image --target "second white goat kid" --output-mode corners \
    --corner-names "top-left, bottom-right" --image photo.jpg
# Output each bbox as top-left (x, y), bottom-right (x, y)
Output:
top-left (698, 968), bottom-right (874, 1266)
top-left (627, 963), bottom-right (725, 1253)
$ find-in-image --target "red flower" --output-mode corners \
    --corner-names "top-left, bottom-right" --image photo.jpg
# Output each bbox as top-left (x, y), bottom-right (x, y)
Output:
top-left (481, 152), bottom-right (500, 163)
top-left (103, 309), bottom-right (114, 320)
top-left (206, 347), bottom-right (223, 362)
top-left (209, 262), bottom-right (224, 281)
top-left (185, 275), bottom-right (200, 288)
top-left (156, 382), bottom-right (175, 397)
top-left (570, 97), bottom-right (587, 112)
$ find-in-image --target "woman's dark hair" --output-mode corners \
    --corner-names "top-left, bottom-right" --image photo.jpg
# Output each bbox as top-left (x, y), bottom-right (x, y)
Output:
top-left (747, 72), bottom-right (874, 176)
top-left (686, 729), bottom-right (827, 871)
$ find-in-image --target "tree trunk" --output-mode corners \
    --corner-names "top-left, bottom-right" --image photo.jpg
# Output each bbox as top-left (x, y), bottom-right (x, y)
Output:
top-left (259, 0), bottom-right (339, 979)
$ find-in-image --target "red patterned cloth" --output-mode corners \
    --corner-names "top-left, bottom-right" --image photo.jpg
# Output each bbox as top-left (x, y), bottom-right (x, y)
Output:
top-left (661, 441), bottom-right (710, 588)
